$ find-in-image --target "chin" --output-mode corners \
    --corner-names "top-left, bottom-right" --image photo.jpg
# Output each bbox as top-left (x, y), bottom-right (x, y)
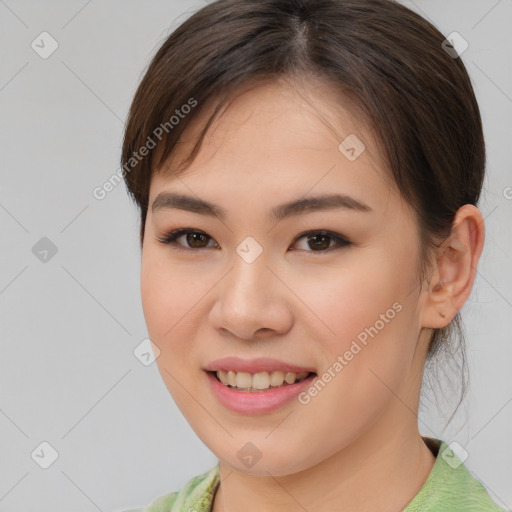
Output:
top-left (217, 446), bottom-right (318, 477)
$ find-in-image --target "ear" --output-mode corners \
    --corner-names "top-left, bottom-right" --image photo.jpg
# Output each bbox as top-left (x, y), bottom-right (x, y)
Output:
top-left (422, 204), bottom-right (485, 329)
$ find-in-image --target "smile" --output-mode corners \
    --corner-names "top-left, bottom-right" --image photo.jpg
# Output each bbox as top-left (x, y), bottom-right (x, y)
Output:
top-left (214, 370), bottom-right (313, 392)
top-left (205, 370), bottom-right (318, 415)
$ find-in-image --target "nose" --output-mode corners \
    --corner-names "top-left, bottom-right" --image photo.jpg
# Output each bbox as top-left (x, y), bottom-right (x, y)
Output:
top-left (209, 249), bottom-right (294, 341)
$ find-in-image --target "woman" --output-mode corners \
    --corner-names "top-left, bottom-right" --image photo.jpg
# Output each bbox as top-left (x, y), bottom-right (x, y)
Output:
top-left (120, 0), bottom-right (508, 510)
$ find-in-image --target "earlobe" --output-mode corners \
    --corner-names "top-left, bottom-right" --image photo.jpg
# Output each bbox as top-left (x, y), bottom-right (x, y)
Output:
top-left (421, 204), bottom-right (485, 329)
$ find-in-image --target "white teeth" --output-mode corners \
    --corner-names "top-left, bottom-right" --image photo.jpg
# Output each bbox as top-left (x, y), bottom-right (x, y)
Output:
top-left (252, 372), bottom-right (270, 390)
top-left (235, 371), bottom-right (252, 388)
top-left (215, 370), bottom-right (310, 390)
top-left (227, 370), bottom-right (236, 387)
top-left (270, 371), bottom-right (285, 386)
top-left (284, 372), bottom-right (297, 384)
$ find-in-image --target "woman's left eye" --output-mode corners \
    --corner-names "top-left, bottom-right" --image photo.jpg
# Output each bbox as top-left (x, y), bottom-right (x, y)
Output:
top-left (156, 229), bottom-right (351, 252)
top-left (292, 230), bottom-right (352, 252)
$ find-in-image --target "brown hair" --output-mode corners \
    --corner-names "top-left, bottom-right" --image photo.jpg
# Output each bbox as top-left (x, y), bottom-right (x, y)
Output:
top-left (121, 0), bottom-right (485, 423)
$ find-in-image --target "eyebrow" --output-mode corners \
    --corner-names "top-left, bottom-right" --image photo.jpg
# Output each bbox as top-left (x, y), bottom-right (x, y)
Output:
top-left (151, 192), bottom-right (372, 220)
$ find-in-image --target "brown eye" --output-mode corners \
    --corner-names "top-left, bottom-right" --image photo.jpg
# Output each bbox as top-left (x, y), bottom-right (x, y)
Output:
top-left (186, 232), bottom-right (210, 248)
top-left (306, 233), bottom-right (331, 250)
top-left (292, 230), bottom-right (351, 252)
top-left (156, 229), bottom-right (218, 250)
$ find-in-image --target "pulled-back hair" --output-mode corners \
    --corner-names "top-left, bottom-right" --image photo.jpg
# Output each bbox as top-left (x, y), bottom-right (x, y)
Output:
top-left (121, 0), bottom-right (485, 424)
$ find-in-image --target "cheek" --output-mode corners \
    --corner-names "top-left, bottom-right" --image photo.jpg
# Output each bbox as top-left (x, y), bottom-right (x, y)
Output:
top-left (141, 267), bottom-right (175, 341)
top-left (140, 253), bottom-right (214, 392)
top-left (140, 252), bottom-right (207, 341)
top-left (140, 259), bottom-right (204, 412)
top-left (293, 253), bottom-right (405, 342)
top-left (291, 250), bottom-right (418, 389)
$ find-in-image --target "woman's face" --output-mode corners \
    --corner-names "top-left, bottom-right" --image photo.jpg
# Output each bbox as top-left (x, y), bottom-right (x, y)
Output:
top-left (141, 78), bottom-right (432, 476)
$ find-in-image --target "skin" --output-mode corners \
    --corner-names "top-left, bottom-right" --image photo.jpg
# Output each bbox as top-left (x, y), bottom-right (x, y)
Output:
top-left (140, 76), bottom-right (485, 512)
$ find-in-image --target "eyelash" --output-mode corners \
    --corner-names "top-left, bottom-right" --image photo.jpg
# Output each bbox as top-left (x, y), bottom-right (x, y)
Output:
top-left (156, 228), bottom-right (352, 254)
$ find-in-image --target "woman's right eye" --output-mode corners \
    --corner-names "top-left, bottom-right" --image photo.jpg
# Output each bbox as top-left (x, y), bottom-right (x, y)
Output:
top-left (156, 229), bottom-right (219, 251)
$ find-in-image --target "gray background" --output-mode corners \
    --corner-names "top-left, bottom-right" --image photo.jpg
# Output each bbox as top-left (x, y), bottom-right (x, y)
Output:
top-left (0, 0), bottom-right (510, 510)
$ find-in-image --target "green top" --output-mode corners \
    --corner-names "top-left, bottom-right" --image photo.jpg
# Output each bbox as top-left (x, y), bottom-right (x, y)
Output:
top-left (125, 438), bottom-right (509, 511)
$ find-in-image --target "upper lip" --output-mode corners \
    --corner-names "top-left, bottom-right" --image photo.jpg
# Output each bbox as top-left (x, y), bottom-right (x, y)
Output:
top-left (203, 357), bottom-right (316, 374)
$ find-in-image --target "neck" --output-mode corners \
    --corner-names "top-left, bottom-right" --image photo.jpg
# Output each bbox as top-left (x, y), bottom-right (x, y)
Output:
top-left (212, 421), bottom-right (436, 512)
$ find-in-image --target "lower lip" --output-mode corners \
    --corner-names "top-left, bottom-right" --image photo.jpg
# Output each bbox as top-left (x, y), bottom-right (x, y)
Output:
top-left (205, 371), bottom-right (316, 415)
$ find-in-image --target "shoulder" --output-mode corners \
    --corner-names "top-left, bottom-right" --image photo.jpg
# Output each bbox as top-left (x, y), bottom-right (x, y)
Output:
top-left (123, 464), bottom-right (220, 512)
top-left (405, 438), bottom-right (510, 511)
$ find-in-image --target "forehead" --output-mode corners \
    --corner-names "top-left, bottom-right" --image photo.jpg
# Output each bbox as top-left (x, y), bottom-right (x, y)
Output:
top-left (151, 77), bottom-right (398, 214)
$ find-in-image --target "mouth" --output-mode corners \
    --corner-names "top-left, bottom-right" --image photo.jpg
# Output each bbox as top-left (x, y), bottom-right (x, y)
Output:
top-left (207, 370), bottom-right (317, 392)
